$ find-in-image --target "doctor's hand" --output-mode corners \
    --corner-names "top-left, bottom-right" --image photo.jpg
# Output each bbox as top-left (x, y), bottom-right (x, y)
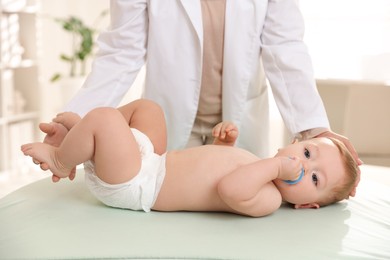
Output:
top-left (38, 122), bottom-right (76, 182)
top-left (52, 112), bottom-right (81, 130)
top-left (212, 121), bottom-right (238, 146)
top-left (39, 122), bottom-right (68, 149)
top-left (315, 130), bottom-right (362, 197)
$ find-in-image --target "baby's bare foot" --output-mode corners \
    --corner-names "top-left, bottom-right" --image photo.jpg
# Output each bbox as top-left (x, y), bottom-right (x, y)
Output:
top-left (21, 143), bottom-right (72, 178)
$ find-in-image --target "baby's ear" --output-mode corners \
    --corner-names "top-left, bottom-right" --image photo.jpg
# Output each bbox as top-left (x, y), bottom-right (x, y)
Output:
top-left (294, 203), bottom-right (320, 209)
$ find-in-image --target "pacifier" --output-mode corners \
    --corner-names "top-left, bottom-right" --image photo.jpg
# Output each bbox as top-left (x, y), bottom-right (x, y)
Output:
top-left (283, 167), bottom-right (304, 185)
top-left (283, 156), bottom-right (304, 185)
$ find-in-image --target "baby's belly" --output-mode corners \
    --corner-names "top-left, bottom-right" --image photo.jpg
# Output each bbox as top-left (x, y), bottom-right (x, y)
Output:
top-left (168, 145), bottom-right (257, 177)
top-left (153, 146), bottom-right (258, 212)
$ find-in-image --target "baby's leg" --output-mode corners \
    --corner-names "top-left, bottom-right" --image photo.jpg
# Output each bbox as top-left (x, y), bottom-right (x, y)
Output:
top-left (23, 107), bottom-right (143, 184)
top-left (118, 99), bottom-right (167, 155)
top-left (61, 107), bottom-right (143, 184)
top-left (21, 143), bottom-right (72, 178)
top-left (85, 107), bottom-right (143, 184)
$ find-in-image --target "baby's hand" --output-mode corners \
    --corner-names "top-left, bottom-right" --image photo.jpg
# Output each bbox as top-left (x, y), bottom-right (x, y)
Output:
top-left (278, 156), bottom-right (303, 182)
top-left (212, 121), bottom-right (238, 146)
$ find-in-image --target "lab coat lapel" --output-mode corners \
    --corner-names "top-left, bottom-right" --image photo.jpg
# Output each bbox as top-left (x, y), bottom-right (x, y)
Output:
top-left (179, 0), bottom-right (203, 46)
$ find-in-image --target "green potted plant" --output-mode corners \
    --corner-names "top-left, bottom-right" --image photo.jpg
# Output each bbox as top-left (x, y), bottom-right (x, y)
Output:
top-left (50, 10), bottom-right (108, 82)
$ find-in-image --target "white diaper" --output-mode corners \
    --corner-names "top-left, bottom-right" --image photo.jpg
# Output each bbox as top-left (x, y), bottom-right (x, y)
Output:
top-left (84, 128), bottom-right (166, 212)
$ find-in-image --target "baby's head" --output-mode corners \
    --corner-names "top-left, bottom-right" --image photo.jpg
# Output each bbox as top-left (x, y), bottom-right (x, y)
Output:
top-left (273, 137), bottom-right (358, 209)
top-left (315, 137), bottom-right (358, 206)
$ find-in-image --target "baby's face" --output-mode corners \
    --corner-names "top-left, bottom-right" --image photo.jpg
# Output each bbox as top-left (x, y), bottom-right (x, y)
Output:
top-left (273, 138), bottom-right (346, 208)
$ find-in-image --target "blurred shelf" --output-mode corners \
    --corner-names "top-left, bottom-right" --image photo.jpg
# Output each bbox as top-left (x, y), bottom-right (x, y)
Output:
top-left (0, 0), bottom-right (41, 172)
top-left (1, 5), bottom-right (39, 14)
top-left (5, 111), bottom-right (39, 123)
top-left (0, 59), bottom-right (37, 70)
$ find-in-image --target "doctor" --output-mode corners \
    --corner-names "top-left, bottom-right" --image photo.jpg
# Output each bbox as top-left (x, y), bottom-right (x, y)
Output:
top-left (45, 0), bottom-right (360, 193)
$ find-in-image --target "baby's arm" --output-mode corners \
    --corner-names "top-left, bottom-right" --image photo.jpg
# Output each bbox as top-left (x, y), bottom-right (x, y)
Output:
top-left (212, 121), bottom-right (238, 146)
top-left (217, 157), bottom-right (301, 217)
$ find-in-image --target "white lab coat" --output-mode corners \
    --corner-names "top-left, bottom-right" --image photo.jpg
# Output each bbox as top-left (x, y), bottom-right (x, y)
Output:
top-left (64, 0), bottom-right (330, 158)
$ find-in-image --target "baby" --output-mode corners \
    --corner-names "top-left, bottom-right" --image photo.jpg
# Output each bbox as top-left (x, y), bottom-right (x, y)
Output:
top-left (21, 99), bottom-right (358, 217)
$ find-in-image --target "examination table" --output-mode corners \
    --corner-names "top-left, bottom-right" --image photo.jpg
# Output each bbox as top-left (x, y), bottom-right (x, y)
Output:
top-left (0, 164), bottom-right (389, 259)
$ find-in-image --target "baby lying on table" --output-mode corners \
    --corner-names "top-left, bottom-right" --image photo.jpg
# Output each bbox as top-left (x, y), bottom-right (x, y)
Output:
top-left (21, 99), bottom-right (358, 217)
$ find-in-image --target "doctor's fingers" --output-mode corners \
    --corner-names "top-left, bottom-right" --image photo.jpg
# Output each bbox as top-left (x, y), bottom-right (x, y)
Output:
top-left (40, 162), bottom-right (49, 171)
top-left (53, 112), bottom-right (81, 130)
top-left (317, 131), bottom-right (362, 166)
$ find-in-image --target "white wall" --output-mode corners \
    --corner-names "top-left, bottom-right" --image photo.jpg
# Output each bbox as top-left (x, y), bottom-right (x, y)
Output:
top-left (301, 0), bottom-right (390, 81)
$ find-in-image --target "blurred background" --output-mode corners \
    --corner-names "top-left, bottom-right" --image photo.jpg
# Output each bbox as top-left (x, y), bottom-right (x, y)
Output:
top-left (0, 0), bottom-right (389, 196)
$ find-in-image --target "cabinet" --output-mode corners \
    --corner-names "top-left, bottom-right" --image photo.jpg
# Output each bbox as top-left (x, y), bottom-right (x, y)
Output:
top-left (0, 0), bottom-right (41, 173)
top-left (317, 79), bottom-right (390, 167)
